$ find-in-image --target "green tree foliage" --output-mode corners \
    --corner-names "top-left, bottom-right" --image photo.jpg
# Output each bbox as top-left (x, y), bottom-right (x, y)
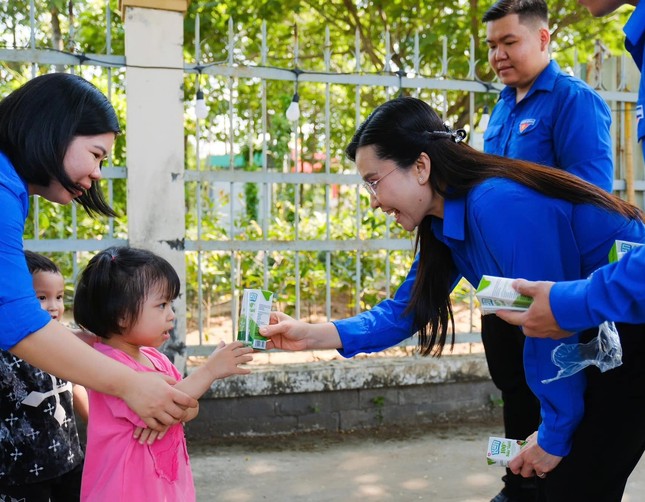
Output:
top-left (0, 0), bottom-right (634, 333)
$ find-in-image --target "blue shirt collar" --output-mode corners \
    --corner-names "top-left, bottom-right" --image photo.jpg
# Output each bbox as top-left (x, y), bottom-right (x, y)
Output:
top-left (436, 194), bottom-right (466, 241)
top-left (499, 59), bottom-right (561, 105)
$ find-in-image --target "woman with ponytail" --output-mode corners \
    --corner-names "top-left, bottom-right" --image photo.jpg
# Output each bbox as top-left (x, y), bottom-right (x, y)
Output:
top-left (261, 96), bottom-right (645, 501)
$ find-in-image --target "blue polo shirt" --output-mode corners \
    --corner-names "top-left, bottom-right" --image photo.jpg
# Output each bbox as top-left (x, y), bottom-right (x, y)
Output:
top-left (484, 60), bottom-right (614, 192)
top-left (625, 0), bottom-right (645, 158)
top-left (334, 178), bottom-right (645, 456)
top-left (550, 2), bottom-right (645, 330)
top-left (0, 151), bottom-right (52, 350)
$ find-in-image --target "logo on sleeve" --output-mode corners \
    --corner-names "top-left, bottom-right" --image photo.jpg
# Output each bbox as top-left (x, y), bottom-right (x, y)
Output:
top-left (518, 119), bottom-right (536, 134)
top-left (637, 105), bottom-right (643, 124)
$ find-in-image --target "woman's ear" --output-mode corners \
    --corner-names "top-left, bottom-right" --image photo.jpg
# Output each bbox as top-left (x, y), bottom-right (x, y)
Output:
top-left (416, 152), bottom-right (431, 184)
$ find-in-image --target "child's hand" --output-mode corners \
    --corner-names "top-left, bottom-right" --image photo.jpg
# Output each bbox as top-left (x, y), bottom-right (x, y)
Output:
top-left (206, 341), bottom-right (253, 379)
top-left (133, 426), bottom-right (165, 444)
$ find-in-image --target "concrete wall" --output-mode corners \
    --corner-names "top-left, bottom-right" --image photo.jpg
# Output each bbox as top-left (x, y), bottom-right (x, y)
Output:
top-left (185, 353), bottom-right (501, 440)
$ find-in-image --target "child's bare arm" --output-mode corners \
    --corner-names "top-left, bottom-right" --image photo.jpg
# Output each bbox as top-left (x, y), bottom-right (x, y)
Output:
top-left (173, 341), bottom-right (253, 400)
top-left (134, 342), bottom-right (251, 439)
top-left (72, 384), bottom-right (90, 424)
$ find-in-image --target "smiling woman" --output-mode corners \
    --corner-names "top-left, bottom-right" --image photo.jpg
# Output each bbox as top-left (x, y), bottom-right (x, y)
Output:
top-left (0, 73), bottom-right (119, 217)
top-left (0, 73), bottom-right (199, 451)
top-left (30, 133), bottom-right (115, 205)
top-left (260, 95), bottom-right (645, 502)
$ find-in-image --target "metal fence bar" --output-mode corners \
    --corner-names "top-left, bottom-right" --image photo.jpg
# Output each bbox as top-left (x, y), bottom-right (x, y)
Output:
top-left (226, 18), bottom-right (238, 341)
top-left (184, 239), bottom-right (414, 252)
top-left (194, 13), bottom-right (205, 346)
top-left (353, 28), bottom-right (362, 317)
top-left (383, 31), bottom-right (392, 300)
top-left (261, 20), bottom-right (270, 291)
top-left (324, 26), bottom-right (332, 321)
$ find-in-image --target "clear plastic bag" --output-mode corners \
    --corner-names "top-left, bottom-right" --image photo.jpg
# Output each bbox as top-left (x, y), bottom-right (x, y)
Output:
top-left (541, 321), bottom-right (623, 384)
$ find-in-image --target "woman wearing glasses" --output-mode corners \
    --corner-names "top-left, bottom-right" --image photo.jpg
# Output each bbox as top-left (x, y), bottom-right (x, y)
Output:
top-left (260, 96), bottom-right (645, 502)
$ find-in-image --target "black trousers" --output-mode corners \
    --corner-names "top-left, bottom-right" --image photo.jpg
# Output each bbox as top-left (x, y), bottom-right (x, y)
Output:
top-left (541, 322), bottom-right (645, 501)
top-left (481, 315), bottom-right (541, 500)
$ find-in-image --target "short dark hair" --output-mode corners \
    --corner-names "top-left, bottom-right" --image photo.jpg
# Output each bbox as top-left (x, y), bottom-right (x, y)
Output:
top-left (482, 0), bottom-right (548, 24)
top-left (0, 73), bottom-right (120, 217)
top-left (73, 246), bottom-right (180, 339)
top-left (24, 250), bottom-right (60, 275)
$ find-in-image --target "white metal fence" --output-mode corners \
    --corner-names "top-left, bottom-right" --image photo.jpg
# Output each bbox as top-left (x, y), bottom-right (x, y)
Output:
top-left (1, 2), bottom-right (642, 359)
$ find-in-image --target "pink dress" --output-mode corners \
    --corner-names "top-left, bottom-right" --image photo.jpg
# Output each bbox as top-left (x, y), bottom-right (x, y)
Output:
top-left (81, 343), bottom-right (195, 501)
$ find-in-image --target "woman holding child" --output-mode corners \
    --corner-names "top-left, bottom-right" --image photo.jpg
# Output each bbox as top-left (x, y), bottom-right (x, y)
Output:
top-left (0, 73), bottom-right (198, 432)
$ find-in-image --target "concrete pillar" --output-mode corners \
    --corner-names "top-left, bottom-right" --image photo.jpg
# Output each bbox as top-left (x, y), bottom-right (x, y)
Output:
top-left (119, 0), bottom-right (188, 368)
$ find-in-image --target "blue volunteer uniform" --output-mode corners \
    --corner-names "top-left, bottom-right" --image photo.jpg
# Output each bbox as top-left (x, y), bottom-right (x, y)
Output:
top-left (551, 244), bottom-right (645, 331)
top-left (0, 151), bottom-right (52, 350)
top-left (550, 2), bottom-right (645, 330)
top-left (334, 177), bottom-right (645, 457)
top-left (481, 58), bottom-right (614, 499)
top-left (483, 60), bottom-right (614, 192)
top-left (627, 1), bottom-right (645, 159)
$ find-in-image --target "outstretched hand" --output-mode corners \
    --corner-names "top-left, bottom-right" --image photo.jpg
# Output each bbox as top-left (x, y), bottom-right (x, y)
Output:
top-left (259, 311), bottom-right (314, 351)
top-left (206, 341), bottom-right (254, 379)
top-left (495, 279), bottom-right (573, 340)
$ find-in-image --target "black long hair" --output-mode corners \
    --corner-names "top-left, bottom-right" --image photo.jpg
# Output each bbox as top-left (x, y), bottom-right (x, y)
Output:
top-left (346, 96), bottom-right (643, 357)
top-left (0, 73), bottom-right (120, 217)
top-left (74, 246), bottom-right (180, 339)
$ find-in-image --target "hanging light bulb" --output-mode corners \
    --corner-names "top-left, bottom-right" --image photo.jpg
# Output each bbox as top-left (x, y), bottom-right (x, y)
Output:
top-left (286, 92), bottom-right (300, 122)
top-left (195, 89), bottom-right (208, 120)
top-left (478, 105), bottom-right (490, 132)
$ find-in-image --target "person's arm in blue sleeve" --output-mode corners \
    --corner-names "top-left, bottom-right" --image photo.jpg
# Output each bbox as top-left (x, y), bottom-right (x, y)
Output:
top-left (550, 245), bottom-right (645, 331)
top-left (334, 254), bottom-right (461, 358)
top-left (334, 255), bottom-right (417, 357)
top-left (0, 183), bottom-right (52, 349)
top-left (553, 85), bottom-right (614, 192)
top-left (470, 182), bottom-right (585, 457)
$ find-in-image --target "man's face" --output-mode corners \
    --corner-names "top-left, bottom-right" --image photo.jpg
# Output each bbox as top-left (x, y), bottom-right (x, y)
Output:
top-left (486, 14), bottom-right (550, 96)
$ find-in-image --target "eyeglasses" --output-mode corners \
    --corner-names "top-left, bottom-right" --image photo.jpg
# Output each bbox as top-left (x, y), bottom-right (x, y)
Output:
top-left (361, 167), bottom-right (398, 197)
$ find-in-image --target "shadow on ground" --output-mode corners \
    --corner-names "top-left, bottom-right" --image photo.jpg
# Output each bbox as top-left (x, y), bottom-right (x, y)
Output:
top-left (189, 420), bottom-right (645, 501)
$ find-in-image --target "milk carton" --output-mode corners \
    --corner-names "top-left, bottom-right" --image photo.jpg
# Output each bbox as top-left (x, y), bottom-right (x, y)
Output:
top-left (237, 289), bottom-right (274, 350)
top-left (486, 436), bottom-right (527, 466)
top-left (608, 240), bottom-right (644, 263)
top-left (475, 275), bottom-right (533, 314)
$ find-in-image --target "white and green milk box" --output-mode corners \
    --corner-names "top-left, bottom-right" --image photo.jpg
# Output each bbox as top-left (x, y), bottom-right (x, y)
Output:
top-left (237, 289), bottom-right (274, 350)
top-left (486, 436), bottom-right (528, 467)
top-left (475, 275), bottom-right (533, 314)
top-left (608, 240), bottom-right (644, 263)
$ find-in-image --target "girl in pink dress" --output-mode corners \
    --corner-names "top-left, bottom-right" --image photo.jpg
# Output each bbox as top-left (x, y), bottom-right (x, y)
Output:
top-left (73, 246), bottom-right (253, 501)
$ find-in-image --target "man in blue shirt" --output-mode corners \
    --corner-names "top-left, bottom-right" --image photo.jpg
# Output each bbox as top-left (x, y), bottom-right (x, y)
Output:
top-left (481, 2), bottom-right (614, 501)
top-left (497, 0), bottom-right (645, 339)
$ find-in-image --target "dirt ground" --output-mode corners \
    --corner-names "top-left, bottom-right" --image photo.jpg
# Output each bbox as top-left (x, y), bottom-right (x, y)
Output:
top-left (188, 421), bottom-right (645, 502)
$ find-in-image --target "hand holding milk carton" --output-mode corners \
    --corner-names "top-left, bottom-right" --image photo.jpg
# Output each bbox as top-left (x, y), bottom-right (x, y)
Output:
top-left (237, 289), bottom-right (274, 350)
